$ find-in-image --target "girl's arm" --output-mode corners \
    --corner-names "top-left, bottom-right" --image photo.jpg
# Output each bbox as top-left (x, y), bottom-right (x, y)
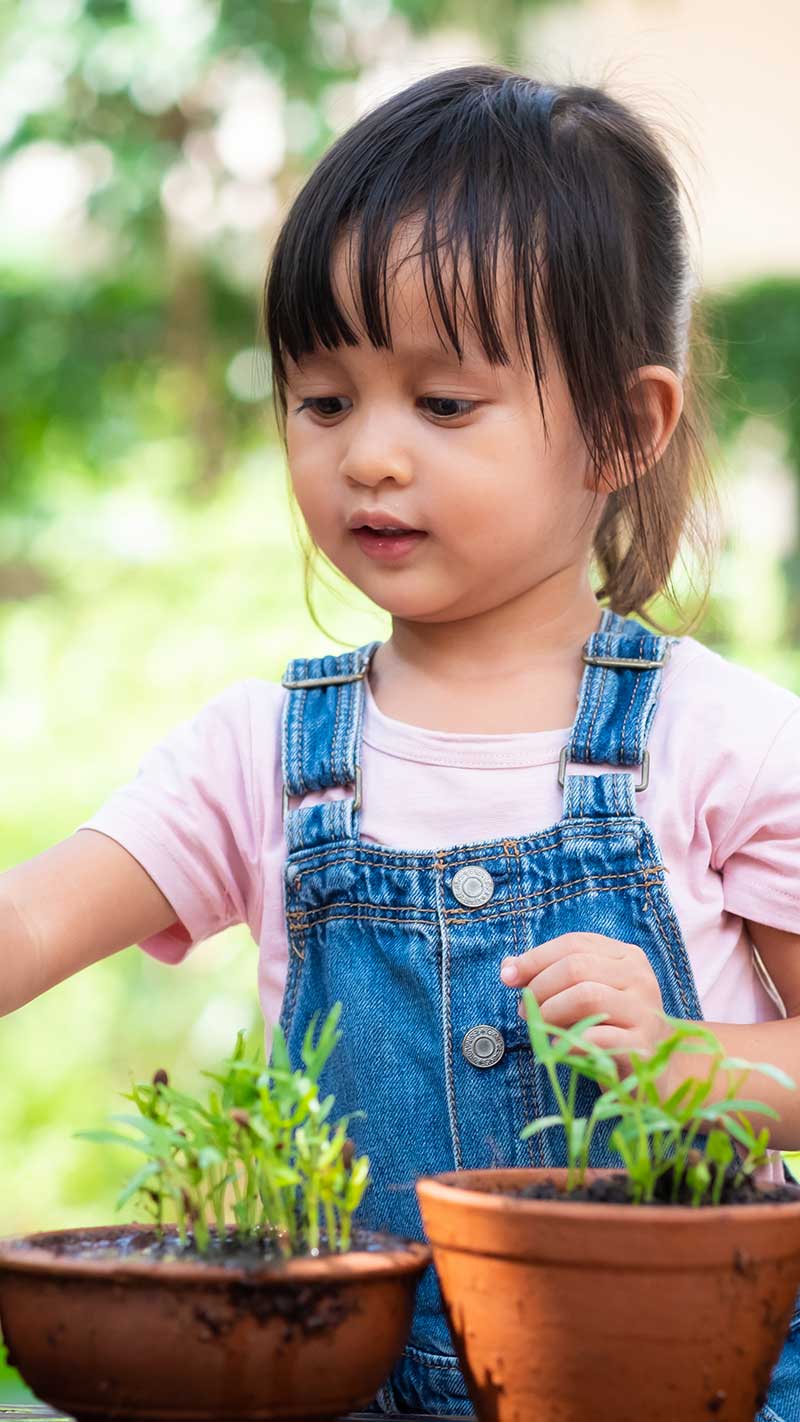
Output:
top-left (0, 829), bottom-right (179, 1017)
top-left (659, 920), bottom-right (800, 1149)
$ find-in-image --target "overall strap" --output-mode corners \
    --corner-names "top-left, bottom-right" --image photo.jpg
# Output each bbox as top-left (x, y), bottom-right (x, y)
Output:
top-left (561, 608), bottom-right (677, 821)
top-left (280, 640), bottom-right (382, 853)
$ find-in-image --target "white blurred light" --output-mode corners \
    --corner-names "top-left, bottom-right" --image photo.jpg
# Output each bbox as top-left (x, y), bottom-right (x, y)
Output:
top-left (284, 97), bottom-right (321, 154)
top-left (82, 29), bottom-right (137, 94)
top-left (214, 72), bottom-right (285, 182)
top-left (0, 34), bottom-right (80, 143)
top-left (161, 159), bottom-right (216, 224)
top-left (29, 0), bottom-right (84, 21)
top-left (730, 420), bottom-right (797, 558)
top-left (2, 52), bottom-right (71, 115)
top-left (76, 141), bottom-right (115, 189)
top-left (312, 12), bottom-right (349, 67)
top-left (339, 0), bottom-right (391, 27)
top-left (190, 996), bottom-right (255, 1057)
top-left (218, 179), bottom-right (277, 232)
top-left (129, 0), bottom-right (218, 43)
top-left (96, 490), bottom-right (175, 562)
top-left (130, 64), bottom-right (189, 116)
top-left (1, 141), bottom-right (98, 236)
top-left (226, 348), bottom-right (272, 403)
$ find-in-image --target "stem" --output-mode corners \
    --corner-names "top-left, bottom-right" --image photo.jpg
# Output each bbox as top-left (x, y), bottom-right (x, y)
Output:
top-left (324, 1198), bottom-right (337, 1252)
top-left (340, 1208), bottom-right (352, 1252)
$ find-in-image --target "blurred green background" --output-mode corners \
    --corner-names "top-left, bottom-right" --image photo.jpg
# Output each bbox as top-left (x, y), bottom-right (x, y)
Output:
top-left (2, 0), bottom-right (800, 1403)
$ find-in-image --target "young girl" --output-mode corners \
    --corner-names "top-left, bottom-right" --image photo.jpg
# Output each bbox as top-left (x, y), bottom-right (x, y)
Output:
top-left (3, 64), bottom-right (800, 1420)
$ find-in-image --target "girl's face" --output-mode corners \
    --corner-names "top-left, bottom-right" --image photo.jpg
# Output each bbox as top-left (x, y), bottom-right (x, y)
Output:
top-left (284, 225), bottom-right (607, 627)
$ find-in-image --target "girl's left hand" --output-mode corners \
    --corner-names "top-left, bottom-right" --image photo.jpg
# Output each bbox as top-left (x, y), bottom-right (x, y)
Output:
top-left (499, 933), bottom-right (670, 1075)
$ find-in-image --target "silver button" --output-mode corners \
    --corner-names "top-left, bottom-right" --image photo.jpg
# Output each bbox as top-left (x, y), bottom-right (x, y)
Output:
top-left (462, 1025), bottom-right (505, 1069)
top-left (452, 865), bottom-right (494, 908)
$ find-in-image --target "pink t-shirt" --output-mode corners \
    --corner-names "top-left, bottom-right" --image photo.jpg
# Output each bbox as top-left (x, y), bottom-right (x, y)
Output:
top-left (78, 635), bottom-right (800, 1033)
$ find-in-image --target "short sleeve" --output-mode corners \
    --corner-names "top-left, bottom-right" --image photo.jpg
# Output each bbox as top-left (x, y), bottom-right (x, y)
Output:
top-left (75, 680), bottom-right (262, 964)
top-left (714, 705), bottom-right (800, 933)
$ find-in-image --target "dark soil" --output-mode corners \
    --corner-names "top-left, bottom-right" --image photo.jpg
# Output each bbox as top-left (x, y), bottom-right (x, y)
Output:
top-left (14, 1223), bottom-right (409, 1268)
top-left (489, 1166), bottom-right (800, 1207)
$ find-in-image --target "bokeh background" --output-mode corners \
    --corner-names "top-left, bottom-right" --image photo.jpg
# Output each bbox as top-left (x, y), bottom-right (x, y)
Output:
top-left (2, 0), bottom-right (799, 1400)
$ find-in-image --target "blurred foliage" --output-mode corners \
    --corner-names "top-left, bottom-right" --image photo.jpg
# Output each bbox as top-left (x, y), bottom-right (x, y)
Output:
top-left (0, 0), bottom-right (553, 518)
top-left (705, 278), bottom-right (800, 641)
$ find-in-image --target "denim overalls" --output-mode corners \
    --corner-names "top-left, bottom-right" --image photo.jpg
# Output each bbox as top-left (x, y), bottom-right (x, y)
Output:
top-left (279, 607), bottom-right (800, 1420)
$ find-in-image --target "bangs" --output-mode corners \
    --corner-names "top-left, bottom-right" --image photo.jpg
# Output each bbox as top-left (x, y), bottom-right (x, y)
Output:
top-left (264, 68), bottom-right (559, 431)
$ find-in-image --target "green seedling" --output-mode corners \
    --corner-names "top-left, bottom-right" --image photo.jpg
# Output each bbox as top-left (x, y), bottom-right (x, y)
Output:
top-left (76, 1003), bottom-right (370, 1255)
top-left (519, 987), bottom-right (796, 1205)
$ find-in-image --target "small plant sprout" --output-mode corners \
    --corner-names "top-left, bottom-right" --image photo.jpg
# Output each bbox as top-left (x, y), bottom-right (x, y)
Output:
top-left (519, 986), bottom-right (796, 1204)
top-left (75, 1003), bottom-right (370, 1255)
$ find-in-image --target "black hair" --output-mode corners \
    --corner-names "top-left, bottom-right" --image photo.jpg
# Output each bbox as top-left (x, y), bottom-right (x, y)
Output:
top-left (263, 63), bottom-right (718, 627)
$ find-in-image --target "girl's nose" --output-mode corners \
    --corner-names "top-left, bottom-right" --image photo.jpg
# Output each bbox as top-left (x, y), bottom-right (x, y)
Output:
top-left (339, 418), bottom-right (414, 488)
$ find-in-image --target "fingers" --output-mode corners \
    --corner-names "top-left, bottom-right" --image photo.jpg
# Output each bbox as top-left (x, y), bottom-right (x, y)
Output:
top-left (517, 953), bottom-right (634, 1004)
top-left (518, 982), bottom-right (641, 1029)
top-left (500, 933), bottom-right (632, 987)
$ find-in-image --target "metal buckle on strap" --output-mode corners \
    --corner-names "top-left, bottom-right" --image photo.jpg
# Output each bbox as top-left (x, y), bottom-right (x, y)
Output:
top-left (558, 745), bottom-right (650, 793)
top-left (281, 668), bottom-right (368, 690)
top-left (282, 764), bottom-right (362, 822)
top-left (582, 653), bottom-right (668, 671)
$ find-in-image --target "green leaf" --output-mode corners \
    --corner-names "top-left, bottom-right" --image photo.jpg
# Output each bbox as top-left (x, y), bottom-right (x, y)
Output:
top-left (519, 1114), bottom-right (565, 1141)
top-left (697, 1100), bottom-right (780, 1123)
top-left (116, 1161), bottom-right (163, 1210)
top-left (73, 1129), bottom-right (156, 1157)
top-left (197, 1146), bottom-right (225, 1169)
top-left (720, 1059), bottom-right (796, 1091)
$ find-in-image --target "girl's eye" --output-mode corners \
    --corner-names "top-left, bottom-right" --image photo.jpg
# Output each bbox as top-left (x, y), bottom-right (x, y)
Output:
top-left (292, 396), bottom-right (476, 421)
top-left (422, 397), bottom-right (475, 419)
top-left (293, 396), bottom-right (349, 418)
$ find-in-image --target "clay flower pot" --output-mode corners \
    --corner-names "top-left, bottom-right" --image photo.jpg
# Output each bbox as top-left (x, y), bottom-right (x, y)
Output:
top-left (417, 1167), bottom-right (800, 1422)
top-left (0, 1222), bottom-right (430, 1421)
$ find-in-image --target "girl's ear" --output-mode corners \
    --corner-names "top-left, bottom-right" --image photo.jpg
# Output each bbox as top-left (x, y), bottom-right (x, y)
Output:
top-left (584, 365), bottom-right (684, 493)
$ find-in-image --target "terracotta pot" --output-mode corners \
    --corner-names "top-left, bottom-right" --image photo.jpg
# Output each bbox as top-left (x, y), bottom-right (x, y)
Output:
top-left (417, 1167), bottom-right (800, 1422)
top-left (0, 1223), bottom-right (430, 1421)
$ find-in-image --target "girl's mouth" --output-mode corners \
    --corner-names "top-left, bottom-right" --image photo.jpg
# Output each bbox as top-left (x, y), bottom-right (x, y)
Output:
top-left (351, 527), bottom-right (428, 562)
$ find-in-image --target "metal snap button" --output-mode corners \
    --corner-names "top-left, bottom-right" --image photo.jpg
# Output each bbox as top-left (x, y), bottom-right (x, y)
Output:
top-left (462, 1025), bottom-right (505, 1069)
top-left (452, 864), bottom-right (494, 908)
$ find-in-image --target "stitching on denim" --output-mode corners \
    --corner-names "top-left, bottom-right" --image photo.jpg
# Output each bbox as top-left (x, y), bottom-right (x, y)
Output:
top-left (501, 839), bottom-right (536, 1166)
top-left (285, 825), bottom-right (640, 876)
top-left (289, 879), bottom-right (661, 931)
top-left (284, 866), bottom-right (667, 924)
top-left (280, 675), bottom-right (291, 801)
top-left (635, 836), bottom-right (692, 1016)
top-left (285, 909), bottom-right (307, 962)
top-left (619, 665), bottom-right (637, 766)
top-left (574, 645), bottom-right (599, 759)
top-left (515, 1028), bottom-right (538, 1166)
top-left (296, 674), bottom-right (308, 794)
top-left (435, 853), bottom-right (462, 1170)
top-left (279, 940), bottom-right (305, 1033)
top-left (573, 626), bottom-right (606, 756)
top-left (447, 877), bottom-right (661, 925)
top-left (330, 675), bottom-right (344, 784)
top-left (650, 881), bottom-right (704, 1019)
top-left (584, 661), bottom-right (608, 761)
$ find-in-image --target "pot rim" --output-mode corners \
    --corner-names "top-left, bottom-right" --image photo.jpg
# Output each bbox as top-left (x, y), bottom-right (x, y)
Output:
top-left (0, 1223), bottom-right (431, 1284)
top-left (416, 1167), bottom-right (800, 1223)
